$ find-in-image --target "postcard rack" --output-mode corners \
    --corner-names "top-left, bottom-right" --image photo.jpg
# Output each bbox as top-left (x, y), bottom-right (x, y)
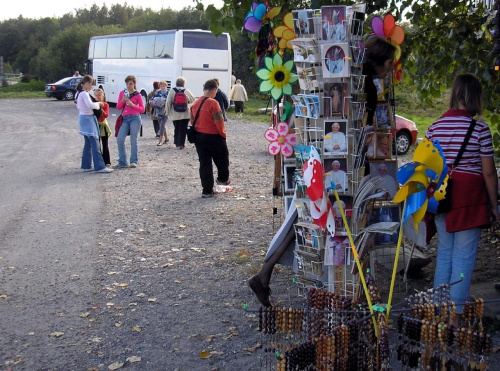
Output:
top-left (283, 3), bottom-right (405, 298)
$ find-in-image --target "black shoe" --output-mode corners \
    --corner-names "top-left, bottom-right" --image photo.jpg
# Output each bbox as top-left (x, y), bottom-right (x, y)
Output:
top-left (248, 275), bottom-right (271, 307)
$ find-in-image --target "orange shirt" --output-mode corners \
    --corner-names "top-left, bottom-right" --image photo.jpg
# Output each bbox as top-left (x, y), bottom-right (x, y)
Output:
top-left (190, 97), bottom-right (226, 138)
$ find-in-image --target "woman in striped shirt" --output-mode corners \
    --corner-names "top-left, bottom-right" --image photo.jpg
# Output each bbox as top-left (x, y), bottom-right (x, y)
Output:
top-left (426, 73), bottom-right (498, 326)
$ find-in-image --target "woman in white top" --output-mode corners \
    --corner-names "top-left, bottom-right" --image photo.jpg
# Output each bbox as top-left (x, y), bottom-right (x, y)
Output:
top-left (75, 75), bottom-right (113, 173)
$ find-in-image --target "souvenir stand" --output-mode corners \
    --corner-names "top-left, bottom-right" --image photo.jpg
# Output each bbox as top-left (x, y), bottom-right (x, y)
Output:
top-left (253, 4), bottom-right (494, 370)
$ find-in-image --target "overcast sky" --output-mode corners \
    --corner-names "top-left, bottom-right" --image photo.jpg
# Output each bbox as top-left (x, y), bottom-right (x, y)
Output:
top-left (1, 0), bottom-right (224, 21)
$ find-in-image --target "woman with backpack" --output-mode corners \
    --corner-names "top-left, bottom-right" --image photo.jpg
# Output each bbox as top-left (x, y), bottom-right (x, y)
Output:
top-left (166, 76), bottom-right (195, 149)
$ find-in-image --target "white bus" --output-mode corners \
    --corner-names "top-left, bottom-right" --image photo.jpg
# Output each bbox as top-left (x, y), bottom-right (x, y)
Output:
top-left (86, 29), bottom-right (232, 104)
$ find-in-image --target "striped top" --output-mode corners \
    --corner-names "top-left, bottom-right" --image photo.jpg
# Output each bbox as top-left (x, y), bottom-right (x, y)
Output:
top-left (426, 109), bottom-right (494, 176)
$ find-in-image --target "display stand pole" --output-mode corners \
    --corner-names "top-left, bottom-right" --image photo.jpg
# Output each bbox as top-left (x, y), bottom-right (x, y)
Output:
top-left (333, 189), bottom-right (378, 337)
top-left (386, 200), bottom-right (407, 320)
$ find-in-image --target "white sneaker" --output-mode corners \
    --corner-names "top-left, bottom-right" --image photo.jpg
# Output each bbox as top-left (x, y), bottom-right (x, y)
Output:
top-left (96, 167), bottom-right (114, 173)
top-left (130, 163), bottom-right (137, 168)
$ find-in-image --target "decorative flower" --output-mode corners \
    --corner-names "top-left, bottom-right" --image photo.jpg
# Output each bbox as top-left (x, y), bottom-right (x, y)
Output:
top-left (256, 53), bottom-right (298, 100)
top-left (273, 12), bottom-right (297, 50)
top-left (371, 14), bottom-right (405, 45)
top-left (244, 3), bottom-right (281, 33)
top-left (392, 138), bottom-right (448, 231)
top-left (264, 121), bottom-right (296, 157)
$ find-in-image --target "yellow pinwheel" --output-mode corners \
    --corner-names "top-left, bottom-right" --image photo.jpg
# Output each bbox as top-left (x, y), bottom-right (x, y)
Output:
top-left (392, 138), bottom-right (449, 231)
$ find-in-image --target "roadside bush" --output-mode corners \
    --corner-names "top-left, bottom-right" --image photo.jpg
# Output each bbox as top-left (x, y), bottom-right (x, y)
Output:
top-left (21, 74), bottom-right (31, 83)
top-left (1, 80), bottom-right (45, 92)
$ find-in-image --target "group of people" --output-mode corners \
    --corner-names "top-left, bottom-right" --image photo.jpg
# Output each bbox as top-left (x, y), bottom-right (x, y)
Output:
top-left (249, 36), bottom-right (499, 331)
top-left (75, 74), bottom-right (233, 198)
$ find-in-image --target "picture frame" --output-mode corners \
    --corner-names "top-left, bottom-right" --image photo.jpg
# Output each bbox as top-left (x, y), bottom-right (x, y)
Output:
top-left (291, 39), bottom-right (320, 63)
top-left (284, 195), bottom-right (294, 215)
top-left (321, 6), bottom-right (347, 42)
top-left (321, 43), bottom-right (350, 78)
top-left (368, 160), bottom-right (398, 200)
top-left (297, 66), bottom-right (320, 92)
top-left (324, 235), bottom-right (350, 265)
top-left (349, 39), bottom-right (365, 64)
top-left (375, 102), bottom-right (394, 129)
top-left (323, 82), bottom-right (349, 117)
top-left (295, 198), bottom-right (313, 223)
top-left (367, 132), bottom-right (392, 160)
top-left (284, 163), bottom-right (296, 192)
top-left (323, 120), bottom-right (348, 155)
top-left (324, 158), bottom-right (349, 193)
top-left (366, 205), bottom-right (401, 245)
top-left (328, 194), bottom-right (353, 235)
top-left (292, 10), bottom-right (316, 38)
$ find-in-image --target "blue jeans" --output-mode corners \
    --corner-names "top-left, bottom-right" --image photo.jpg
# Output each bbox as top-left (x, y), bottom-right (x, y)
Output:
top-left (433, 214), bottom-right (481, 313)
top-left (81, 135), bottom-right (106, 171)
top-left (117, 114), bottom-right (142, 166)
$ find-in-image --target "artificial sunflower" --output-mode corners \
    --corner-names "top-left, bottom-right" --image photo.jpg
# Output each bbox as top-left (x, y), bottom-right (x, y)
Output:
top-left (256, 53), bottom-right (298, 100)
top-left (273, 12), bottom-right (297, 50)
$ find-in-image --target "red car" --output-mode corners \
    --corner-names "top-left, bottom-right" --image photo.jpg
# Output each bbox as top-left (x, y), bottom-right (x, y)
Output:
top-left (395, 114), bottom-right (418, 155)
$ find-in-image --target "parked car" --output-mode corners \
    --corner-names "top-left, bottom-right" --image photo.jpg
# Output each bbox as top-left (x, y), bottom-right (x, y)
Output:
top-left (45, 77), bottom-right (82, 101)
top-left (395, 114), bottom-right (418, 155)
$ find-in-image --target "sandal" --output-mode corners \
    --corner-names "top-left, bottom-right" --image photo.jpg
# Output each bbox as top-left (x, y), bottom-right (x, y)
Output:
top-left (248, 275), bottom-right (271, 307)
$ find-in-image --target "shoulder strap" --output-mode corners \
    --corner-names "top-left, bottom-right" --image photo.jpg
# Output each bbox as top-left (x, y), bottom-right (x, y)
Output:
top-left (173, 87), bottom-right (179, 93)
top-left (192, 97), bottom-right (209, 129)
top-left (453, 118), bottom-right (477, 169)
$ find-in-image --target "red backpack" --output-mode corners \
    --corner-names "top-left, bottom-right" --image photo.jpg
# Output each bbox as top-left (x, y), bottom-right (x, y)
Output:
top-left (172, 88), bottom-right (188, 112)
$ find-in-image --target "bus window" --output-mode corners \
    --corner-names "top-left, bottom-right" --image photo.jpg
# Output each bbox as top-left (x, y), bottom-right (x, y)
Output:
top-left (154, 33), bottom-right (174, 59)
top-left (88, 39), bottom-right (95, 59)
top-left (107, 37), bottom-right (121, 59)
top-left (183, 32), bottom-right (228, 50)
top-left (121, 36), bottom-right (138, 58)
top-left (94, 39), bottom-right (108, 58)
top-left (137, 35), bottom-right (155, 59)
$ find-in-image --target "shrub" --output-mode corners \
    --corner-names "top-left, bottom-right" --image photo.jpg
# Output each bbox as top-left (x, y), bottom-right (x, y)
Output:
top-left (1, 80), bottom-right (45, 92)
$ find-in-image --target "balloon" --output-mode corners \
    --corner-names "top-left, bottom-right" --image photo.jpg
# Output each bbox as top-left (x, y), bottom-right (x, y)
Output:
top-left (371, 16), bottom-right (384, 37)
top-left (383, 14), bottom-right (395, 37)
top-left (253, 3), bottom-right (267, 20)
top-left (390, 25), bottom-right (405, 45)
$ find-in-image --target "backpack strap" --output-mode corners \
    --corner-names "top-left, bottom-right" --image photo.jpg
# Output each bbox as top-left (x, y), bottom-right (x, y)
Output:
top-left (452, 119), bottom-right (477, 171)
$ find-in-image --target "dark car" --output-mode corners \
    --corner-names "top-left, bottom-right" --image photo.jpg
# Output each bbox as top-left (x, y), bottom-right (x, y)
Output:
top-left (395, 114), bottom-right (418, 155)
top-left (45, 77), bottom-right (82, 100)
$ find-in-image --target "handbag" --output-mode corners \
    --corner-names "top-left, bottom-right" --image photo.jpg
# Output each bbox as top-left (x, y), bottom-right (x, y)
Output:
top-left (187, 97), bottom-right (208, 144)
top-left (437, 119), bottom-right (476, 214)
top-left (114, 114), bottom-right (123, 138)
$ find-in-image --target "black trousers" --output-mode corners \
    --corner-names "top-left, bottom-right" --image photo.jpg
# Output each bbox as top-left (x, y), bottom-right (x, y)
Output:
top-left (153, 119), bottom-right (159, 136)
top-left (100, 135), bottom-right (111, 165)
top-left (195, 133), bottom-right (229, 194)
top-left (173, 119), bottom-right (189, 147)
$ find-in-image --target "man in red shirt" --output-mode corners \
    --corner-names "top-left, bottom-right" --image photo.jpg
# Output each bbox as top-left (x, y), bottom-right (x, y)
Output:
top-left (190, 79), bottom-right (230, 198)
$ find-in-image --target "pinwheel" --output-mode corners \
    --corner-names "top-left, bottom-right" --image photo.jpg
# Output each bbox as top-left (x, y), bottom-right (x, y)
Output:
top-left (264, 121), bottom-right (296, 157)
top-left (256, 53), bottom-right (298, 100)
top-left (273, 12), bottom-right (297, 50)
top-left (371, 14), bottom-right (405, 45)
top-left (370, 13), bottom-right (405, 81)
top-left (244, 3), bottom-right (282, 33)
top-left (392, 138), bottom-right (448, 231)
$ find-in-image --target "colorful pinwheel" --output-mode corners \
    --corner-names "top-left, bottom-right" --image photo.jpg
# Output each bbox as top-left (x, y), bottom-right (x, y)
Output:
top-left (370, 13), bottom-right (406, 81)
top-left (264, 122), bottom-right (296, 157)
top-left (244, 3), bottom-right (281, 33)
top-left (273, 12), bottom-right (297, 50)
top-left (256, 53), bottom-right (298, 100)
top-left (392, 138), bottom-right (448, 231)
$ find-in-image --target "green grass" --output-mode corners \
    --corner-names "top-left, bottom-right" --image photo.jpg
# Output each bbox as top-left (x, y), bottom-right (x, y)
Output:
top-left (226, 97), bottom-right (272, 124)
top-left (0, 79), bottom-right (45, 99)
